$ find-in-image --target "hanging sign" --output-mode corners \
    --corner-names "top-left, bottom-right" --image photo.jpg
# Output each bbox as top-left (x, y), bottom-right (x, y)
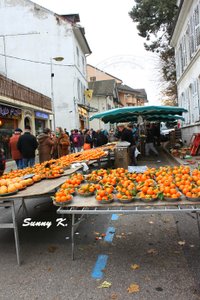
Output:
top-left (84, 89), bottom-right (93, 101)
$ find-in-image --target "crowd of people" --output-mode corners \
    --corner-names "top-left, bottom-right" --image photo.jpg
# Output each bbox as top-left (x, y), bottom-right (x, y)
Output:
top-left (0, 126), bottom-right (112, 173)
top-left (0, 122), bottom-right (161, 174)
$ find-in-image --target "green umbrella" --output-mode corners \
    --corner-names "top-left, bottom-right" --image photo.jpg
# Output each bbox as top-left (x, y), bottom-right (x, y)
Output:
top-left (89, 105), bottom-right (187, 123)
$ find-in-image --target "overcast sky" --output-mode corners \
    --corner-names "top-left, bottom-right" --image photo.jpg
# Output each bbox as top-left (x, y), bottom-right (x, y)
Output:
top-left (34, 0), bottom-right (161, 104)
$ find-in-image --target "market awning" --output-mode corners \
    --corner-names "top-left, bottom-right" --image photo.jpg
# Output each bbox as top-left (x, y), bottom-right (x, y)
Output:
top-left (89, 105), bottom-right (187, 123)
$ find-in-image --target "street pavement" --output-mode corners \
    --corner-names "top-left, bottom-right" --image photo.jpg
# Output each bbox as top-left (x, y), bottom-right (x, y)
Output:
top-left (1, 149), bottom-right (200, 300)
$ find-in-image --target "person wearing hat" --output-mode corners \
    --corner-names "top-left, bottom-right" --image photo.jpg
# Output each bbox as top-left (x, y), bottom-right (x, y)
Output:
top-left (9, 128), bottom-right (24, 169)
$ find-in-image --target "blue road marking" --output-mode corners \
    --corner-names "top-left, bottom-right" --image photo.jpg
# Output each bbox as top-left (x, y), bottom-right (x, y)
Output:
top-left (91, 255), bottom-right (108, 279)
top-left (111, 214), bottom-right (119, 221)
top-left (104, 226), bottom-right (116, 243)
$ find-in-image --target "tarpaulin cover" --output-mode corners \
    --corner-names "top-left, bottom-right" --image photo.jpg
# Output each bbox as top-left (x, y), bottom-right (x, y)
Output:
top-left (89, 105), bottom-right (187, 123)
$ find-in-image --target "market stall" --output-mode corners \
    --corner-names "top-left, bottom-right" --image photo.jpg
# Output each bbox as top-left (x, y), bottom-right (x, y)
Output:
top-left (0, 166), bottom-right (83, 265)
top-left (57, 199), bottom-right (200, 260)
top-left (0, 145), bottom-right (116, 265)
top-left (90, 105), bottom-right (187, 155)
top-left (53, 166), bottom-right (200, 260)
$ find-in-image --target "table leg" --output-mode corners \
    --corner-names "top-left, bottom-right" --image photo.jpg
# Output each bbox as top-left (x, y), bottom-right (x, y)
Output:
top-left (196, 212), bottom-right (200, 239)
top-left (17, 198), bottom-right (28, 216)
top-left (22, 199), bottom-right (28, 216)
top-left (71, 214), bottom-right (75, 260)
top-left (11, 202), bottom-right (21, 265)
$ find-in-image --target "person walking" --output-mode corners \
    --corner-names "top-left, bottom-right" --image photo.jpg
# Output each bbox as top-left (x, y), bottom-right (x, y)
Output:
top-left (56, 127), bottom-right (70, 157)
top-left (37, 128), bottom-right (55, 163)
top-left (145, 124), bottom-right (159, 156)
top-left (72, 129), bottom-right (82, 153)
top-left (9, 128), bottom-right (23, 169)
top-left (17, 125), bottom-right (38, 168)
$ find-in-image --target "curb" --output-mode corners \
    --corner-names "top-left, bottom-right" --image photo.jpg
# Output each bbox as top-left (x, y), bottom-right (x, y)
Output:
top-left (162, 147), bottom-right (182, 165)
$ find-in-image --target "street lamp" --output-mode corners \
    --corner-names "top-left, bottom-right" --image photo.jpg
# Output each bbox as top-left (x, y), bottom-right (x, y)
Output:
top-left (50, 56), bottom-right (64, 130)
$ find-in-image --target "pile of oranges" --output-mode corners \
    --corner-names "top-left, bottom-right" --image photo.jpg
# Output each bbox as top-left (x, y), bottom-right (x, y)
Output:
top-left (53, 166), bottom-right (200, 205)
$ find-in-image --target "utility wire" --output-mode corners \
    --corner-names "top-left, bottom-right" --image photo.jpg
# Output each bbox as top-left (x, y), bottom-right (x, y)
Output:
top-left (0, 53), bottom-right (73, 67)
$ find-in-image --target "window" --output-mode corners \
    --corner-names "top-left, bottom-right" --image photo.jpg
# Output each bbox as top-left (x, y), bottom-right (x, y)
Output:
top-left (194, 4), bottom-right (200, 48)
top-left (76, 46), bottom-right (80, 67)
top-left (183, 89), bottom-right (190, 125)
top-left (193, 78), bottom-right (200, 122)
top-left (90, 76), bottom-right (96, 82)
top-left (175, 49), bottom-right (180, 78)
top-left (77, 78), bottom-right (81, 101)
top-left (82, 56), bottom-right (85, 74)
top-left (189, 16), bottom-right (195, 58)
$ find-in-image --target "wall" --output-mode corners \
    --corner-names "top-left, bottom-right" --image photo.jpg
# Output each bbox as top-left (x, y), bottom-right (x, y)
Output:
top-left (87, 65), bottom-right (122, 83)
top-left (0, 0), bottom-right (88, 131)
top-left (89, 96), bottom-right (115, 131)
top-left (171, 0), bottom-right (200, 146)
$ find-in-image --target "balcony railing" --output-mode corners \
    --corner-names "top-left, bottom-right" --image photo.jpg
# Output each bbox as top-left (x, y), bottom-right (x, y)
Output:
top-left (0, 74), bottom-right (52, 111)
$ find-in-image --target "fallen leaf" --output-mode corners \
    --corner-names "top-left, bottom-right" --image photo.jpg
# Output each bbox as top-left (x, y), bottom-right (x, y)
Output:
top-left (78, 247), bottom-right (84, 251)
top-left (163, 218), bottom-right (170, 223)
top-left (111, 293), bottom-right (118, 299)
top-left (147, 248), bottom-right (158, 255)
top-left (127, 283), bottom-right (140, 293)
top-left (98, 281), bottom-right (112, 288)
top-left (48, 246), bottom-right (57, 253)
top-left (144, 276), bottom-right (151, 281)
top-left (47, 267), bottom-right (52, 272)
top-left (131, 264), bottom-right (140, 270)
top-left (178, 241), bottom-right (185, 246)
top-left (116, 235), bottom-right (122, 239)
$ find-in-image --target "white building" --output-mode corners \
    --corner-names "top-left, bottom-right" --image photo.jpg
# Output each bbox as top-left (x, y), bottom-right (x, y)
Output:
top-left (88, 79), bottom-right (119, 131)
top-left (171, 0), bottom-right (200, 145)
top-left (0, 0), bottom-right (91, 131)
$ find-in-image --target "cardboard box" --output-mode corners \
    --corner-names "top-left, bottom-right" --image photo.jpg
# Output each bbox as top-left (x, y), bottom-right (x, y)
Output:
top-left (114, 147), bottom-right (130, 169)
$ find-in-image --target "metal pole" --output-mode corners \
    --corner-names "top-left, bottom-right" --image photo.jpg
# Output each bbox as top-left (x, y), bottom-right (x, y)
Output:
top-left (50, 58), bottom-right (56, 131)
top-left (2, 36), bottom-right (7, 76)
top-left (71, 214), bottom-right (75, 260)
top-left (11, 202), bottom-right (21, 265)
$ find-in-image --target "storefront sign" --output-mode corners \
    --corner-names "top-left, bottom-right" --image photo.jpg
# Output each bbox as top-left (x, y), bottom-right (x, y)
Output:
top-left (0, 104), bottom-right (21, 118)
top-left (35, 111), bottom-right (49, 119)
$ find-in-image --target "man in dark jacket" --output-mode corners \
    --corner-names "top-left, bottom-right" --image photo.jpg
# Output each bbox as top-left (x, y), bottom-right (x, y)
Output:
top-left (117, 123), bottom-right (137, 165)
top-left (17, 125), bottom-right (38, 168)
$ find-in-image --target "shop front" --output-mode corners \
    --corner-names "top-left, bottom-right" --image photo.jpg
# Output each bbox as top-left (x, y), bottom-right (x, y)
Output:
top-left (78, 106), bottom-right (88, 130)
top-left (0, 103), bottom-right (22, 159)
top-left (35, 111), bottom-right (49, 135)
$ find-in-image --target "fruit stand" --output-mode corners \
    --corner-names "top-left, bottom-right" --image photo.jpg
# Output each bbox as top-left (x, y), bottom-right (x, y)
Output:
top-left (53, 166), bottom-right (200, 260)
top-left (57, 198), bottom-right (200, 260)
top-left (0, 165), bottom-right (83, 265)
